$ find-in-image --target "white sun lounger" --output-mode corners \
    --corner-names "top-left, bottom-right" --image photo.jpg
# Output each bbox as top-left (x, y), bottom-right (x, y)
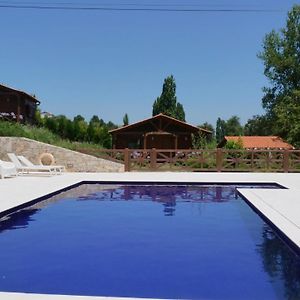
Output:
top-left (0, 159), bottom-right (17, 179)
top-left (17, 155), bottom-right (65, 173)
top-left (7, 153), bottom-right (59, 175)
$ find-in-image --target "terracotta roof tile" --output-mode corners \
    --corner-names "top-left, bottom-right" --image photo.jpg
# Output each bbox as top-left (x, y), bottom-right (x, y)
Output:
top-left (224, 136), bottom-right (294, 149)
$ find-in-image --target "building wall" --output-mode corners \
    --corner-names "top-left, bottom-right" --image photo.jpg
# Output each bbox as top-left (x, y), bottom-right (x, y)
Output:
top-left (0, 93), bottom-right (38, 123)
top-left (0, 137), bottom-right (124, 172)
top-left (113, 133), bottom-right (193, 149)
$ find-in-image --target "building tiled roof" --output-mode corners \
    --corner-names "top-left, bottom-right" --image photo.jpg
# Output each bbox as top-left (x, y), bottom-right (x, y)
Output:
top-left (223, 136), bottom-right (294, 149)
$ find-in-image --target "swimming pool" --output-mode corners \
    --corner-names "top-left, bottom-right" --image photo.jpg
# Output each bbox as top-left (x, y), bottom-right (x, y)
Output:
top-left (0, 184), bottom-right (299, 299)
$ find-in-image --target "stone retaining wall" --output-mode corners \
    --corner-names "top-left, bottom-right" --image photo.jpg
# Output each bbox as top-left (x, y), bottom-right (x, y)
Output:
top-left (0, 137), bottom-right (124, 172)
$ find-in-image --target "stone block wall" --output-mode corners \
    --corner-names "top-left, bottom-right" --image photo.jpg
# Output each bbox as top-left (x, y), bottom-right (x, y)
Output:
top-left (0, 137), bottom-right (124, 172)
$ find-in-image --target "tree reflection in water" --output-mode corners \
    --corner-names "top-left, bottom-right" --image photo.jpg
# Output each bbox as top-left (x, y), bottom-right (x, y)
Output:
top-left (77, 185), bottom-right (235, 216)
top-left (258, 224), bottom-right (300, 299)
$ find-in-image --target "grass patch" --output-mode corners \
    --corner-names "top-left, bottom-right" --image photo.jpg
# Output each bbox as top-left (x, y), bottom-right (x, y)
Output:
top-left (0, 120), bottom-right (104, 155)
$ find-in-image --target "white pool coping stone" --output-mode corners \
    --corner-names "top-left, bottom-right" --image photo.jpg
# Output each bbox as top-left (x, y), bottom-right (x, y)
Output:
top-left (0, 171), bottom-right (300, 300)
top-left (0, 293), bottom-right (142, 300)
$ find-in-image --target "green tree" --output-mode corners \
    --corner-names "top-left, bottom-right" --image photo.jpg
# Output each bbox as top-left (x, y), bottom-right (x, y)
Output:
top-left (90, 115), bottom-right (100, 124)
top-left (86, 115), bottom-right (112, 147)
top-left (87, 115), bottom-right (100, 143)
top-left (258, 5), bottom-right (300, 147)
top-left (152, 75), bottom-right (186, 121)
top-left (198, 122), bottom-right (215, 136)
top-left (55, 115), bottom-right (74, 140)
top-left (34, 108), bottom-right (43, 126)
top-left (216, 117), bottom-right (226, 143)
top-left (225, 116), bottom-right (243, 136)
top-left (44, 116), bottom-right (58, 133)
top-left (73, 115), bottom-right (88, 141)
top-left (98, 126), bottom-right (112, 148)
top-left (123, 113), bottom-right (129, 126)
top-left (197, 122), bottom-right (215, 143)
top-left (244, 115), bottom-right (273, 136)
top-left (106, 121), bottom-right (117, 131)
top-left (175, 102), bottom-right (185, 121)
top-left (216, 116), bottom-right (243, 143)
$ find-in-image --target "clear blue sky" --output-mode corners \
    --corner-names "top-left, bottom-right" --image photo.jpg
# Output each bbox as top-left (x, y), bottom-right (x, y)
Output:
top-left (0, 0), bottom-right (298, 127)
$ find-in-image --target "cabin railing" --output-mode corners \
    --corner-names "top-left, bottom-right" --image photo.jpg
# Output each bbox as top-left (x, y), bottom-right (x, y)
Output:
top-left (79, 148), bottom-right (300, 172)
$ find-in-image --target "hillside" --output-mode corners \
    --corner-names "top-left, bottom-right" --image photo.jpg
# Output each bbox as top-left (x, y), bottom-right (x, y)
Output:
top-left (0, 120), bottom-right (105, 157)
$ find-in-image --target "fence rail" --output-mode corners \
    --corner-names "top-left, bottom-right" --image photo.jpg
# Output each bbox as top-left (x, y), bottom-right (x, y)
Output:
top-left (79, 148), bottom-right (300, 172)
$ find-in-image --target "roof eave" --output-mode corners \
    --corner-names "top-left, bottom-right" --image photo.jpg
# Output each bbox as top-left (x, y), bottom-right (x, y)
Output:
top-left (109, 114), bottom-right (212, 134)
top-left (0, 84), bottom-right (40, 104)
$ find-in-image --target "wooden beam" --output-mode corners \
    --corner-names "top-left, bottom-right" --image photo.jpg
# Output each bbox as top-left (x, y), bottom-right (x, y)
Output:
top-left (143, 134), bottom-right (147, 149)
top-left (113, 132), bottom-right (144, 135)
top-left (16, 94), bottom-right (21, 123)
top-left (112, 134), bottom-right (116, 149)
top-left (150, 120), bottom-right (160, 131)
top-left (162, 120), bottom-right (172, 131)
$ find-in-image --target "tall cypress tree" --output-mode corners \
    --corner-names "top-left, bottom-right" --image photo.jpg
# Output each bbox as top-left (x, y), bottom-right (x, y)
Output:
top-left (152, 75), bottom-right (186, 121)
top-left (123, 113), bottom-right (129, 126)
top-left (216, 117), bottom-right (226, 143)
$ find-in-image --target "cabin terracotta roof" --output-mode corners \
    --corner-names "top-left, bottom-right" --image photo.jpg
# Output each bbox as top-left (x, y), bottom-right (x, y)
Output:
top-left (222, 136), bottom-right (294, 149)
top-left (0, 84), bottom-right (40, 104)
top-left (109, 113), bottom-right (212, 134)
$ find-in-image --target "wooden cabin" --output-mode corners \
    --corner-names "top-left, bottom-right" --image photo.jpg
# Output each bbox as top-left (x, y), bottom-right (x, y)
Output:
top-left (109, 113), bottom-right (212, 149)
top-left (0, 84), bottom-right (40, 124)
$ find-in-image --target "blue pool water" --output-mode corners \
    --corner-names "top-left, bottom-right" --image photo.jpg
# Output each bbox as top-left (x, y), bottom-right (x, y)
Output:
top-left (0, 184), bottom-right (299, 299)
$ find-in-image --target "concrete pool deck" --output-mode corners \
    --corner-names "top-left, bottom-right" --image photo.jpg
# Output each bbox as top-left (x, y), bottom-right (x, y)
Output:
top-left (0, 171), bottom-right (299, 300)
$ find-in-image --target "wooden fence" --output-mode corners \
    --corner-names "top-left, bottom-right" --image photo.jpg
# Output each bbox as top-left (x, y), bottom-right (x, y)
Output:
top-left (80, 148), bottom-right (300, 172)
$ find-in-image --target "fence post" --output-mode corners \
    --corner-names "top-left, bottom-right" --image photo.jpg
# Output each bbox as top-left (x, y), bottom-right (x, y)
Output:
top-left (283, 150), bottom-right (289, 173)
top-left (150, 148), bottom-right (157, 170)
top-left (124, 148), bottom-right (130, 172)
top-left (216, 148), bottom-right (223, 172)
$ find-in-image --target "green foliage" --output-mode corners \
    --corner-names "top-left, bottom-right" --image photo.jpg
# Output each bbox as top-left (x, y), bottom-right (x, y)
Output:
top-left (244, 115), bottom-right (273, 136)
top-left (216, 117), bottom-right (226, 143)
top-left (44, 116), bottom-right (58, 133)
top-left (34, 108), bottom-right (43, 126)
top-left (198, 122), bottom-right (215, 136)
top-left (152, 75), bottom-right (186, 121)
top-left (40, 114), bottom-right (117, 148)
top-left (73, 115), bottom-right (88, 141)
top-left (224, 138), bottom-right (243, 150)
top-left (225, 116), bottom-right (244, 136)
top-left (192, 134), bottom-right (207, 149)
top-left (175, 102), bottom-right (185, 121)
top-left (216, 116), bottom-right (243, 143)
top-left (258, 5), bottom-right (300, 147)
top-left (0, 120), bottom-right (108, 154)
top-left (192, 133), bottom-right (217, 149)
top-left (123, 113), bottom-right (129, 126)
top-left (106, 121), bottom-right (118, 131)
top-left (0, 120), bottom-right (64, 144)
top-left (197, 122), bottom-right (215, 145)
top-left (272, 92), bottom-right (300, 147)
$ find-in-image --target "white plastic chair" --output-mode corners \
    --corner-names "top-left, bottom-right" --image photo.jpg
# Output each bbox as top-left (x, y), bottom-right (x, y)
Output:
top-left (18, 155), bottom-right (65, 173)
top-left (7, 153), bottom-right (58, 175)
top-left (0, 159), bottom-right (17, 179)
